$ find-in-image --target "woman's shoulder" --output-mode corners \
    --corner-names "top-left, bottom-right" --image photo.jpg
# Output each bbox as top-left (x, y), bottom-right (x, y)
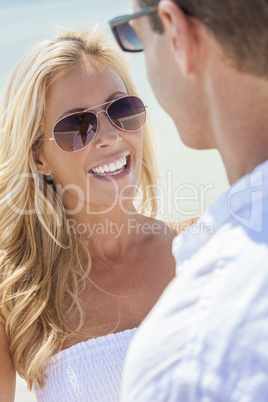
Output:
top-left (166, 217), bottom-right (199, 236)
top-left (143, 216), bottom-right (198, 237)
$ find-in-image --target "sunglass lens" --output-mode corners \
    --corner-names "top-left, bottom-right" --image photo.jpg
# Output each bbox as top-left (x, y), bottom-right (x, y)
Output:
top-left (54, 112), bottom-right (97, 151)
top-left (108, 96), bottom-right (146, 132)
top-left (114, 23), bottom-right (143, 52)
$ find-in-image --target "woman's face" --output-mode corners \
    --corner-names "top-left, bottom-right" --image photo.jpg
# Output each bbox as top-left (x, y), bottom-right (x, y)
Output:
top-left (37, 58), bottom-right (143, 216)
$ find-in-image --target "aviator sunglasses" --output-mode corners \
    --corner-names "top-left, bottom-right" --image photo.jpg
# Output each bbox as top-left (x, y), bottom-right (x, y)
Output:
top-left (47, 95), bottom-right (147, 152)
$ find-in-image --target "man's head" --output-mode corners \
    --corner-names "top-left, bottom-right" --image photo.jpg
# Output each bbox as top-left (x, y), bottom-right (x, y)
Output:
top-left (137, 0), bottom-right (268, 78)
top-left (125, 0), bottom-right (268, 152)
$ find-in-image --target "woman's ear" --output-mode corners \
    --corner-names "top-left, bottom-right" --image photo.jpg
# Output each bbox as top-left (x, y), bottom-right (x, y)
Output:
top-left (32, 150), bottom-right (52, 176)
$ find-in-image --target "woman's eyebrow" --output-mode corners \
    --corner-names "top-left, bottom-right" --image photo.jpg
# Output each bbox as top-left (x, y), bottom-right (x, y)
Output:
top-left (105, 91), bottom-right (127, 102)
top-left (57, 91), bottom-right (128, 120)
top-left (58, 107), bottom-right (85, 119)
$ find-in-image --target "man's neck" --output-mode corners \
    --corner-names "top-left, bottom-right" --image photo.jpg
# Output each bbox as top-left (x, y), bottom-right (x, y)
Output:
top-left (206, 58), bottom-right (268, 184)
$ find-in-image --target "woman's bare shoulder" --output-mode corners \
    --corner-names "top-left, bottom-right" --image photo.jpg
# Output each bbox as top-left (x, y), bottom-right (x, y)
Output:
top-left (165, 217), bottom-right (199, 236)
top-left (141, 215), bottom-right (198, 238)
top-left (0, 321), bottom-right (16, 402)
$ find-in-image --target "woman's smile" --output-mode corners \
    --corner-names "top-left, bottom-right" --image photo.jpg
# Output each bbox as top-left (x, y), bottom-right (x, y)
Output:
top-left (89, 154), bottom-right (131, 180)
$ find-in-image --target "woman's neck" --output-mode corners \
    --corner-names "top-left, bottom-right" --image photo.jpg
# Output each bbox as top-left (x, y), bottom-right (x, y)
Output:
top-left (67, 204), bottom-right (150, 260)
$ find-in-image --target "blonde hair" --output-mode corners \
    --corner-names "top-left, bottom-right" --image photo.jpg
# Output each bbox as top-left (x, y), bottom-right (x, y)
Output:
top-left (0, 27), bottom-right (158, 389)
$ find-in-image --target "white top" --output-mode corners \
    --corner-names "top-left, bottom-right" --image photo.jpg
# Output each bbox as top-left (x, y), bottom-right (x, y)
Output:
top-left (121, 160), bottom-right (268, 402)
top-left (35, 328), bottom-right (137, 402)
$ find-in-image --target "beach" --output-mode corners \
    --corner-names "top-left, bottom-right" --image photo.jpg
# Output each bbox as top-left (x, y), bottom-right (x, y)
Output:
top-left (15, 376), bottom-right (36, 402)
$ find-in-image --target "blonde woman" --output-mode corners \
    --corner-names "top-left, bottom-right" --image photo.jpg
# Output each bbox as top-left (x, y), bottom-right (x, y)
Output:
top-left (0, 28), bottom-right (194, 401)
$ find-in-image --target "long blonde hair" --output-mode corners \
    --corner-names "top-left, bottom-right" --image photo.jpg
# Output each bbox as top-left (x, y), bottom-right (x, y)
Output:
top-left (0, 27), bottom-right (158, 389)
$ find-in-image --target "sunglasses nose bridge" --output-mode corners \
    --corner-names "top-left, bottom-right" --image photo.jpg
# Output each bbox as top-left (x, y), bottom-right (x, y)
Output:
top-left (95, 109), bottom-right (116, 130)
top-left (95, 109), bottom-right (109, 119)
top-left (94, 109), bottom-right (123, 148)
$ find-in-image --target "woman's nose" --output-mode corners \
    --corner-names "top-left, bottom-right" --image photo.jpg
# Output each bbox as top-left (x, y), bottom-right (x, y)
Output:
top-left (94, 111), bottom-right (122, 148)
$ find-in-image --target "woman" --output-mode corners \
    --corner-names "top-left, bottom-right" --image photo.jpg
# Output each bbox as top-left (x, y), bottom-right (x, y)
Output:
top-left (0, 27), bottom-right (195, 401)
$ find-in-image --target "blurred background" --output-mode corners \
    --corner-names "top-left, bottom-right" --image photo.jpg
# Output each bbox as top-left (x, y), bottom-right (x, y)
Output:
top-left (0, 0), bottom-right (229, 400)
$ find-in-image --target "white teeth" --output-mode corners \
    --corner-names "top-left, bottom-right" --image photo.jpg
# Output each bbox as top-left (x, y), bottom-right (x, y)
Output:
top-left (116, 160), bottom-right (122, 169)
top-left (109, 162), bottom-right (117, 171)
top-left (92, 156), bottom-right (127, 175)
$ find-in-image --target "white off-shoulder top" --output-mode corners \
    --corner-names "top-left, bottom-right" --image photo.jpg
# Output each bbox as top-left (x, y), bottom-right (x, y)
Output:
top-left (35, 328), bottom-right (137, 402)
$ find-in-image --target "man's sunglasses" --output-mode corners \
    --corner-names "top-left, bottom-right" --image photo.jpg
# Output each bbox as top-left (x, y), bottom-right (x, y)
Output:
top-left (46, 95), bottom-right (146, 152)
top-left (109, 7), bottom-right (157, 53)
top-left (109, 5), bottom-right (193, 53)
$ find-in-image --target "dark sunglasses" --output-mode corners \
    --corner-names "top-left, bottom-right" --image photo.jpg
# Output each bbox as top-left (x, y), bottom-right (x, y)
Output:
top-left (109, 7), bottom-right (157, 52)
top-left (47, 95), bottom-right (146, 152)
top-left (109, 5), bottom-right (193, 53)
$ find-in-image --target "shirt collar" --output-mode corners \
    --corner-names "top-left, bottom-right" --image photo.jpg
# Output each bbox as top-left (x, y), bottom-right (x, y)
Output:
top-left (173, 159), bottom-right (268, 267)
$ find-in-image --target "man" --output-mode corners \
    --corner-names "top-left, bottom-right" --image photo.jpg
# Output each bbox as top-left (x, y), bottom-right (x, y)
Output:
top-left (109, 1), bottom-right (268, 400)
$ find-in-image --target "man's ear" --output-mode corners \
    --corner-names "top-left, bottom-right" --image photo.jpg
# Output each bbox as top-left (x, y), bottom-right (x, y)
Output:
top-left (32, 151), bottom-right (52, 176)
top-left (158, 0), bottom-right (199, 77)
